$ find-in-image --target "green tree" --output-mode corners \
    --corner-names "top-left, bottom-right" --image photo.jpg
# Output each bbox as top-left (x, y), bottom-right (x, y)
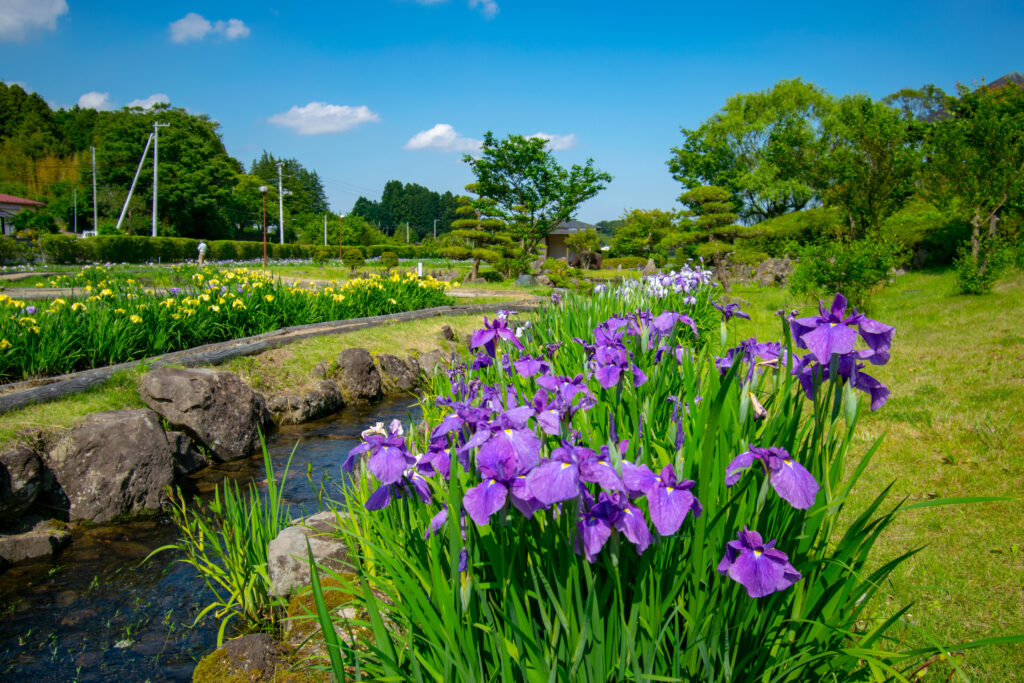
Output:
top-left (923, 82), bottom-right (1024, 287)
top-left (668, 79), bottom-right (832, 223)
top-left (610, 209), bottom-right (675, 258)
top-left (93, 104), bottom-right (244, 238)
top-left (565, 228), bottom-right (601, 269)
top-left (665, 186), bottom-right (741, 281)
top-left (464, 132), bottom-right (611, 260)
top-left (338, 214), bottom-right (383, 245)
top-left (250, 151), bottom-right (329, 227)
top-left (443, 186), bottom-right (514, 280)
top-left (882, 84), bottom-right (949, 123)
top-left (813, 94), bottom-right (920, 238)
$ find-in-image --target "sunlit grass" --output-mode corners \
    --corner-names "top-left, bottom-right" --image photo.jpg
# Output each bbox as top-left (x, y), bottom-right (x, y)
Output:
top-left (727, 269), bottom-right (1024, 680)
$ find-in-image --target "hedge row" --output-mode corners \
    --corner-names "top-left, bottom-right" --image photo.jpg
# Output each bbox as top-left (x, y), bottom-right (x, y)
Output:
top-left (26, 235), bottom-right (436, 265)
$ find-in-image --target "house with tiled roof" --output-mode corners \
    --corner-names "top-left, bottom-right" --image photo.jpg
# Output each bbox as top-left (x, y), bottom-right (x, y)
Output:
top-left (545, 219), bottom-right (600, 262)
top-left (0, 193), bottom-right (45, 235)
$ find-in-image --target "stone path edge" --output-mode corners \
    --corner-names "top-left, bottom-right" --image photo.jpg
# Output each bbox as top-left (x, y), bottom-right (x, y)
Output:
top-left (0, 300), bottom-right (538, 415)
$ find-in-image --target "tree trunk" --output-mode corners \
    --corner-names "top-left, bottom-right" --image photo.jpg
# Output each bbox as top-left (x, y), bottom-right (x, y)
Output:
top-left (970, 214), bottom-right (983, 261)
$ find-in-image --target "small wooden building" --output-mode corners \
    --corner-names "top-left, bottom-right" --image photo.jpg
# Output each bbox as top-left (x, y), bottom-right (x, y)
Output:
top-left (0, 193), bottom-right (45, 235)
top-left (545, 219), bottom-right (600, 262)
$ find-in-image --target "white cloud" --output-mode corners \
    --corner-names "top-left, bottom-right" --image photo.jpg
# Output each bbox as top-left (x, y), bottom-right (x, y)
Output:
top-left (78, 91), bottom-right (112, 110)
top-left (0, 0), bottom-right (67, 41)
top-left (469, 0), bottom-right (499, 19)
top-left (127, 93), bottom-right (170, 110)
top-left (268, 102), bottom-right (380, 135)
top-left (169, 13), bottom-right (250, 43)
top-left (530, 132), bottom-right (578, 151)
top-left (404, 124), bottom-right (482, 153)
top-left (218, 18), bottom-right (250, 40)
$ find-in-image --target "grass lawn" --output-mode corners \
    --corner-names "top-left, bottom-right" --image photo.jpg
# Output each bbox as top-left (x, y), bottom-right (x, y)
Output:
top-left (725, 269), bottom-right (1024, 680)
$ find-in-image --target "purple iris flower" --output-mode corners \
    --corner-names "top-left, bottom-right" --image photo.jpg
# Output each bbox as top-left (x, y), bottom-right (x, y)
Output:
top-left (717, 528), bottom-right (802, 598)
top-left (576, 491), bottom-right (652, 562)
top-left (712, 302), bottom-right (750, 323)
top-left (789, 294), bottom-right (894, 365)
top-left (462, 417), bottom-right (539, 526)
top-left (793, 353), bottom-right (891, 411)
top-left (651, 311), bottom-right (698, 339)
top-left (543, 341), bottom-right (562, 360)
top-left (551, 291), bottom-right (562, 305)
top-left (24, 306), bottom-right (37, 315)
top-left (716, 337), bottom-right (788, 383)
top-left (365, 470), bottom-right (431, 511)
top-left (471, 353), bottom-right (493, 370)
top-left (169, 287), bottom-right (182, 295)
top-left (621, 462), bottom-right (702, 536)
top-left (725, 446), bottom-right (819, 510)
top-left (345, 419), bottom-right (415, 485)
top-left (470, 315), bottom-right (525, 357)
top-left (526, 440), bottom-right (623, 506)
top-left (513, 355), bottom-right (550, 378)
top-left (461, 405), bottom-right (540, 475)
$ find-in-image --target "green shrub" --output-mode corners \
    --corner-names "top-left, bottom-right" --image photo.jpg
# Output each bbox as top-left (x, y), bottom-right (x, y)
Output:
top-left (208, 240), bottom-right (237, 261)
top-left (954, 238), bottom-right (1013, 295)
top-left (602, 256), bottom-right (646, 270)
top-left (380, 251), bottom-right (399, 270)
top-left (790, 239), bottom-right (907, 310)
top-left (479, 269), bottom-right (503, 283)
top-left (881, 200), bottom-right (972, 268)
top-left (694, 240), bottom-right (734, 260)
top-left (729, 248), bottom-right (770, 267)
top-left (343, 247), bottom-right (365, 272)
top-left (0, 236), bottom-right (32, 264)
top-left (311, 246), bottom-right (332, 265)
top-left (40, 234), bottom-right (84, 264)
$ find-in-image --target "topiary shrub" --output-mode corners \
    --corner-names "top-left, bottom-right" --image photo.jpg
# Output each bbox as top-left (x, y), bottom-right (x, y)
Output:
top-left (343, 247), bottom-right (365, 273)
top-left (380, 251), bottom-right (399, 270)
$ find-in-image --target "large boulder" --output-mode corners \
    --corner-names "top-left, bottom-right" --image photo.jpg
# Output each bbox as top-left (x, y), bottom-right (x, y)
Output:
top-left (43, 409), bottom-right (176, 523)
top-left (167, 431), bottom-right (210, 475)
top-left (268, 510), bottom-right (351, 597)
top-left (0, 443), bottom-right (44, 527)
top-left (516, 274), bottom-right (539, 287)
top-left (377, 354), bottom-right (419, 393)
top-left (0, 516), bottom-right (71, 564)
top-left (266, 380), bottom-right (345, 425)
top-left (642, 258), bottom-right (659, 276)
top-left (138, 368), bottom-right (272, 462)
top-left (335, 348), bottom-right (383, 404)
top-left (191, 633), bottom-right (292, 683)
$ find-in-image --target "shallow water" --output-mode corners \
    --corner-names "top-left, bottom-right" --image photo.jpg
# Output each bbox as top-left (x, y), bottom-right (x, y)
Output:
top-left (0, 395), bottom-right (421, 682)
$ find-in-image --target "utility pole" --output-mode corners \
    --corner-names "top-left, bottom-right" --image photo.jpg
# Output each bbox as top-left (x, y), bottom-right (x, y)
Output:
top-left (73, 188), bottom-right (77, 233)
top-left (433, 218), bottom-right (438, 238)
top-left (277, 162), bottom-right (285, 244)
top-left (152, 121), bottom-right (169, 237)
top-left (338, 214), bottom-right (344, 259)
top-left (116, 133), bottom-right (155, 232)
top-left (259, 185), bottom-right (269, 266)
top-left (406, 222), bottom-right (410, 243)
top-left (91, 147), bottom-right (98, 231)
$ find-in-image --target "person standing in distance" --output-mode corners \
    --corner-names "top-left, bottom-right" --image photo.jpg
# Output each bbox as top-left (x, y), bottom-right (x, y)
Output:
top-left (197, 240), bottom-right (208, 266)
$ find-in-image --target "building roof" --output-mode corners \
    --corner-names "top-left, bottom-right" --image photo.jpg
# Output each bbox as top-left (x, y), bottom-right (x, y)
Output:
top-left (0, 193), bottom-right (45, 207)
top-left (548, 219), bottom-right (599, 236)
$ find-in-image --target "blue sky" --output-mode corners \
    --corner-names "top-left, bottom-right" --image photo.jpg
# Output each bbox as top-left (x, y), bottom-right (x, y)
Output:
top-left (2, 0), bottom-right (1023, 222)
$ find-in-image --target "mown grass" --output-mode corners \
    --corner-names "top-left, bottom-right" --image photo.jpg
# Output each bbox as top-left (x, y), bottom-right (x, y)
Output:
top-left (0, 314), bottom-right (482, 450)
top-left (726, 269), bottom-right (1024, 680)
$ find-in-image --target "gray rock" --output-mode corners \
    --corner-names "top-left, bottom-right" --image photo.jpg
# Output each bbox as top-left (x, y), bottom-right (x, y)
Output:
top-left (218, 633), bottom-right (289, 680)
top-left (0, 444), bottom-right (43, 527)
top-left (439, 324), bottom-right (456, 341)
top-left (536, 274), bottom-right (553, 287)
top-left (310, 359), bottom-right (333, 379)
top-left (0, 517), bottom-right (71, 564)
top-left (268, 510), bottom-right (350, 597)
top-left (642, 258), bottom-right (659, 276)
top-left (43, 409), bottom-right (176, 523)
top-left (335, 348), bottom-right (383, 404)
top-left (266, 380), bottom-right (345, 425)
top-left (377, 354), bottom-right (418, 392)
top-left (138, 368), bottom-right (272, 462)
top-left (529, 258), bottom-right (546, 272)
top-left (754, 257), bottom-right (794, 287)
top-left (167, 431), bottom-right (210, 475)
top-left (417, 349), bottom-right (446, 377)
top-left (515, 274), bottom-right (539, 287)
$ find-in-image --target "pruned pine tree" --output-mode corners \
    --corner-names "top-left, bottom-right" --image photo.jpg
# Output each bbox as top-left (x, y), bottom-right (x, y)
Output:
top-left (443, 185), bottom-right (514, 281)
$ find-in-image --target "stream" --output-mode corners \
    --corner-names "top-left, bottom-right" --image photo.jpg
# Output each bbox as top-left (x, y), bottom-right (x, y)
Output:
top-left (0, 395), bottom-right (422, 682)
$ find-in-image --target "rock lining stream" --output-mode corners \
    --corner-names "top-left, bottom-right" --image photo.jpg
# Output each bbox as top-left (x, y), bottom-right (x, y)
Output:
top-left (0, 395), bottom-right (421, 682)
